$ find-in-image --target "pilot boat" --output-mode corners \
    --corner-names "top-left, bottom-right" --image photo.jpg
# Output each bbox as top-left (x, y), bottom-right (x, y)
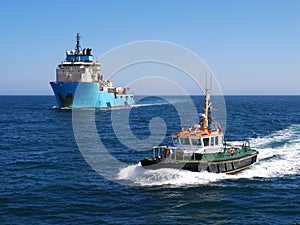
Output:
top-left (140, 88), bottom-right (258, 174)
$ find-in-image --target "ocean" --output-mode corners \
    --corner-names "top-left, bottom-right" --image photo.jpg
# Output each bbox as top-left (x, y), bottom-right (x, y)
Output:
top-left (0, 95), bottom-right (299, 225)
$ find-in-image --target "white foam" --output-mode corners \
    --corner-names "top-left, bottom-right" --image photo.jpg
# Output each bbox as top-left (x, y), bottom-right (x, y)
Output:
top-left (116, 163), bottom-right (228, 187)
top-left (132, 102), bottom-right (169, 108)
top-left (250, 124), bottom-right (300, 148)
top-left (116, 124), bottom-right (300, 187)
top-left (242, 124), bottom-right (300, 178)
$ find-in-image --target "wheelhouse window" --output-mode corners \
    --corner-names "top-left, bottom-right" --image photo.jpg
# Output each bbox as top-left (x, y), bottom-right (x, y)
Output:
top-left (180, 137), bottom-right (190, 145)
top-left (215, 136), bottom-right (219, 145)
top-left (203, 138), bottom-right (209, 147)
top-left (191, 138), bottom-right (202, 146)
top-left (172, 137), bottom-right (179, 145)
top-left (211, 137), bottom-right (215, 146)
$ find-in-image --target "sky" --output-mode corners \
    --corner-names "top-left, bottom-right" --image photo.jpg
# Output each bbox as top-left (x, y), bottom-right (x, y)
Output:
top-left (0, 0), bottom-right (299, 95)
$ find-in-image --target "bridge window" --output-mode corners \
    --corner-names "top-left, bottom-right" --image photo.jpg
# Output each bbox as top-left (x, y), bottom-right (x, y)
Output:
top-left (172, 137), bottom-right (179, 145)
top-left (191, 138), bottom-right (202, 146)
top-left (215, 136), bottom-right (219, 145)
top-left (203, 138), bottom-right (209, 147)
top-left (211, 137), bottom-right (215, 146)
top-left (180, 137), bottom-right (190, 145)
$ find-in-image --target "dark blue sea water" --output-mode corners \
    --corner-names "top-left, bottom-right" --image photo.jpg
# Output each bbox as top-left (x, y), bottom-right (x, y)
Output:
top-left (1, 95), bottom-right (299, 225)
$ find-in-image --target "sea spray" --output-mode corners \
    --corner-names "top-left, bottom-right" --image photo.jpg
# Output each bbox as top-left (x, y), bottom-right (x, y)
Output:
top-left (117, 124), bottom-right (300, 186)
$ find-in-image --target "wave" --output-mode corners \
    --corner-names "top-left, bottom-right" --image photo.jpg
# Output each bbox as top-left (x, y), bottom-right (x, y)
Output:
top-left (116, 163), bottom-right (228, 187)
top-left (116, 124), bottom-right (300, 187)
top-left (240, 124), bottom-right (300, 179)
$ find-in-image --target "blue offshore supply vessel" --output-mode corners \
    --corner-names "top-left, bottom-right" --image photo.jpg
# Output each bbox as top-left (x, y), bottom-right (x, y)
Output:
top-left (50, 33), bottom-right (135, 109)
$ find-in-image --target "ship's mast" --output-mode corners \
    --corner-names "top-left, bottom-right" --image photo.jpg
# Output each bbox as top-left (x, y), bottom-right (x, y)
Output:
top-left (75, 33), bottom-right (81, 55)
top-left (203, 87), bottom-right (210, 131)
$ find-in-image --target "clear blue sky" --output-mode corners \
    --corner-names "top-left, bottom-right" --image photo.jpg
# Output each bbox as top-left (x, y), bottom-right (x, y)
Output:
top-left (0, 0), bottom-right (299, 95)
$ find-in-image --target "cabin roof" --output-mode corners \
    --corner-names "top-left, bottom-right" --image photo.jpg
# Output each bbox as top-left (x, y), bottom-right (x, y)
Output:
top-left (172, 128), bottom-right (223, 138)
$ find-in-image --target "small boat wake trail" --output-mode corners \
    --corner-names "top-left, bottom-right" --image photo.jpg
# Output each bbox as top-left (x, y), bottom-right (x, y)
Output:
top-left (241, 124), bottom-right (300, 179)
top-left (116, 163), bottom-right (228, 187)
top-left (116, 124), bottom-right (300, 187)
top-left (132, 102), bottom-right (169, 108)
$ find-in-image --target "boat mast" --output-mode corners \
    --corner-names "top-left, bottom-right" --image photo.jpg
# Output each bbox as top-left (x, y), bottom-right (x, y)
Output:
top-left (75, 33), bottom-right (81, 54)
top-left (203, 87), bottom-right (210, 132)
top-left (75, 33), bottom-right (81, 58)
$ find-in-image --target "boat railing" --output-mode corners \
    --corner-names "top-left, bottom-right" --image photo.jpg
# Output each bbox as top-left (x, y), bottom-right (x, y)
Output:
top-left (224, 141), bottom-right (251, 151)
top-left (222, 141), bottom-right (253, 157)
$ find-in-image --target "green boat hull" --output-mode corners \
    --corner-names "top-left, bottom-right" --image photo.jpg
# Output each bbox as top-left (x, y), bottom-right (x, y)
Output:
top-left (141, 148), bottom-right (258, 174)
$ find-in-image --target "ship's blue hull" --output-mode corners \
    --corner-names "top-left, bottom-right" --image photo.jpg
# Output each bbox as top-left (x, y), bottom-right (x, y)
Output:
top-left (50, 82), bottom-right (135, 109)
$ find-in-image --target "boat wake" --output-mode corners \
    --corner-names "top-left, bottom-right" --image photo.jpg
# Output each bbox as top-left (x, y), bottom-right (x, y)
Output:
top-left (116, 163), bottom-right (227, 187)
top-left (116, 124), bottom-right (300, 187)
top-left (240, 124), bottom-right (300, 179)
top-left (132, 102), bottom-right (170, 108)
top-left (132, 96), bottom-right (188, 108)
